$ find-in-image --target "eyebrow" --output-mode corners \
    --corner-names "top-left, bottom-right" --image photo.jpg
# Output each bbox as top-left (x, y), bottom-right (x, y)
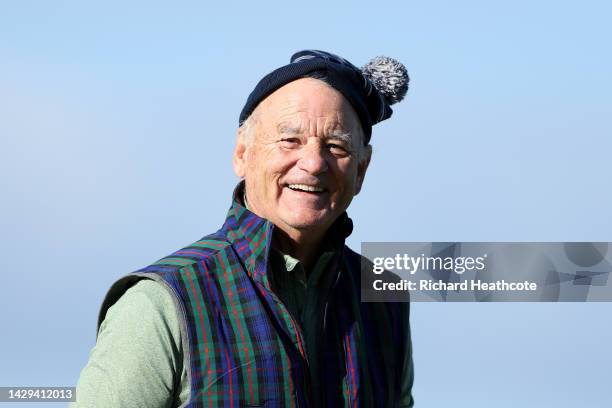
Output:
top-left (328, 129), bottom-right (353, 145)
top-left (277, 123), bottom-right (302, 135)
top-left (277, 123), bottom-right (354, 144)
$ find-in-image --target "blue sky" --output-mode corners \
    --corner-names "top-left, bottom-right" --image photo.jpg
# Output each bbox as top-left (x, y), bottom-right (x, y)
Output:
top-left (1, 1), bottom-right (611, 406)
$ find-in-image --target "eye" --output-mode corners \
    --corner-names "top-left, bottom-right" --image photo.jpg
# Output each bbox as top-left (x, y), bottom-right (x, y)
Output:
top-left (327, 143), bottom-right (351, 157)
top-left (279, 137), bottom-right (300, 149)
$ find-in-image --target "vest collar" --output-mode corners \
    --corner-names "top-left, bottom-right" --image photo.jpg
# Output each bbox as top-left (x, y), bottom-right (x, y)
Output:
top-left (221, 182), bottom-right (353, 287)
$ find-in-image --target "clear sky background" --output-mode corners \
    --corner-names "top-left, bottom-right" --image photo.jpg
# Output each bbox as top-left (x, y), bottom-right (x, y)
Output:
top-left (1, 1), bottom-right (611, 406)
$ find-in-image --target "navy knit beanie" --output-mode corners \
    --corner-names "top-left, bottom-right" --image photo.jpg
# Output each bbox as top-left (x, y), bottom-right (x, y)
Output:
top-left (239, 50), bottom-right (409, 144)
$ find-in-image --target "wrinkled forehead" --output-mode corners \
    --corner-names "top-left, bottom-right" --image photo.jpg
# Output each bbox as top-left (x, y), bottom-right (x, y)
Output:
top-left (255, 78), bottom-right (364, 139)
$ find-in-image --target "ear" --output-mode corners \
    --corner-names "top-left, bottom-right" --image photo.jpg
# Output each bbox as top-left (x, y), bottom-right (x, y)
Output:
top-left (354, 144), bottom-right (372, 195)
top-left (232, 128), bottom-right (248, 179)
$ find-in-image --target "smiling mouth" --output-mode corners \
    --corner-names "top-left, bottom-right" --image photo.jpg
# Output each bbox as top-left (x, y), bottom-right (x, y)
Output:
top-left (286, 183), bottom-right (327, 193)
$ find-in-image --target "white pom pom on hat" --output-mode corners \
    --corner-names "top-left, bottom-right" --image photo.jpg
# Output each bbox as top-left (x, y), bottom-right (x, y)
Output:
top-left (361, 56), bottom-right (409, 105)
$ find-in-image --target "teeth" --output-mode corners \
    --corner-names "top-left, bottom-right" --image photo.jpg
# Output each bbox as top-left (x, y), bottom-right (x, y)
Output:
top-left (287, 184), bottom-right (324, 192)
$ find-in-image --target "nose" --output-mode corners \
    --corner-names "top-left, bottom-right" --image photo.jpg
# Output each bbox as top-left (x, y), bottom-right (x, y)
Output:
top-left (297, 143), bottom-right (328, 175)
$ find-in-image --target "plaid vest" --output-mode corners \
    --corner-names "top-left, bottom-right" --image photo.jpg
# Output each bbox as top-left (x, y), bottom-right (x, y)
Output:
top-left (99, 193), bottom-right (409, 407)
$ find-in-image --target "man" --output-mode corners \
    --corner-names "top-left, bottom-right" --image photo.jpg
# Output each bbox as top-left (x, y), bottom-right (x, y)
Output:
top-left (74, 50), bottom-right (413, 407)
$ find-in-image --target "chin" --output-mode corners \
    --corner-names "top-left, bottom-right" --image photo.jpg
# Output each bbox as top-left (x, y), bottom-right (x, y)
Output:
top-left (280, 209), bottom-right (336, 231)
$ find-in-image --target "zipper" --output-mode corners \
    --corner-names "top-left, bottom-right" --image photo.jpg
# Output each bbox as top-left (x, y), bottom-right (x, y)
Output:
top-left (262, 285), bottom-right (312, 406)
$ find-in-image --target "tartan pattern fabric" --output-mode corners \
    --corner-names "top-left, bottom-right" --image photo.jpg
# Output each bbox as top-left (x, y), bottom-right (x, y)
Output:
top-left (99, 187), bottom-right (409, 407)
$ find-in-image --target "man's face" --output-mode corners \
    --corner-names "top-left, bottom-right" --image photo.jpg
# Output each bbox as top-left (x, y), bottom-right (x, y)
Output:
top-left (233, 78), bottom-right (371, 241)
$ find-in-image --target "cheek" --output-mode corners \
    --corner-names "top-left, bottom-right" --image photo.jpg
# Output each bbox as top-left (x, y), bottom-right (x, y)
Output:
top-left (268, 151), bottom-right (300, 177)
top-left (336, 161), bottom-right (359, 186)
top-left (246, 154), bottom-right (289, 192)
top-left (245, 148), bottom-right (274, 178)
